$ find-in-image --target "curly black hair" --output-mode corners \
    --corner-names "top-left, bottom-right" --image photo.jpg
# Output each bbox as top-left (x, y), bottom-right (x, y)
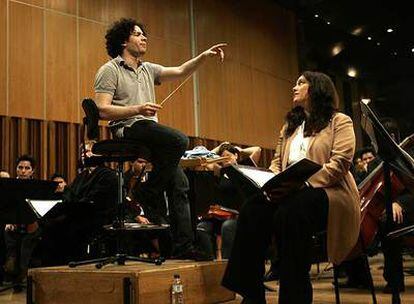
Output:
top-left (105, 18), bottom-right (146, 58)
top-left (285, 71), bottom-right (339, 137)
top-left (16, 154), bottom-right (36, 169)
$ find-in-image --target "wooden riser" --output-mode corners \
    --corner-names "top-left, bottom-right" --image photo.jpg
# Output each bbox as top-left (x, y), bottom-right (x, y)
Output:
top-left (29, 260), bottom-right (235, 304)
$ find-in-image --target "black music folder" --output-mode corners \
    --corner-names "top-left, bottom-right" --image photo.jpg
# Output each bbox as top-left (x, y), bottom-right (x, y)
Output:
top-left (221, 158), bottom-right (321, 200)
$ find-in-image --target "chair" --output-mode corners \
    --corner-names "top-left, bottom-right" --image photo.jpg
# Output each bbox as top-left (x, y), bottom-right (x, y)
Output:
top-left (312, 231), bottom-right (377, 304)
top-left (68, 98), bottom-right (163, 268)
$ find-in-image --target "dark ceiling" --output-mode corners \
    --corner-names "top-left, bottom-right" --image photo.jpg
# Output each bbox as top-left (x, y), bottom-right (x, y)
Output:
top-left (274, 0), bottom-right (414, 137)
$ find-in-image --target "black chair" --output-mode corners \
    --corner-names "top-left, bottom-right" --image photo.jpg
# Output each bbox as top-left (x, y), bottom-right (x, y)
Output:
top-left (312, 231), bottom-right (377, 304)
top-left (68, 98), bottom-right (163, 268)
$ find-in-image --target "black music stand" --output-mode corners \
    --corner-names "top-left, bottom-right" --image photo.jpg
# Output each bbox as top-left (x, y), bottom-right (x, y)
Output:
top-left (0, 178), bottom-right (57, 293)
top-left (360, 99), bottom-right (414, 304)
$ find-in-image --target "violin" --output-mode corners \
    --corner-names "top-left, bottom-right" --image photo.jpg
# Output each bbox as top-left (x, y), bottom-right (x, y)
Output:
top-left (201, 204), bottom-right (239, 221)
top-left (348, 134), bottom-right (414, 258)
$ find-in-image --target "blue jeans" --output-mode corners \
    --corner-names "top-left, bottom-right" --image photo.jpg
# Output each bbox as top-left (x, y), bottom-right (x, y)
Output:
top-left (197, 218), bottom-right (237, 259)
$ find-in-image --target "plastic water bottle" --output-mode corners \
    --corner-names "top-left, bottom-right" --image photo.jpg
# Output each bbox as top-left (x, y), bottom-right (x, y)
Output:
top-left (171, 274), bottom-right (184, 304)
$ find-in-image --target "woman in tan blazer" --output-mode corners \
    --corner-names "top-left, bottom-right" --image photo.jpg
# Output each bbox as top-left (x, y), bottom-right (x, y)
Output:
top-left (222, 71), bottom-right (360, 304)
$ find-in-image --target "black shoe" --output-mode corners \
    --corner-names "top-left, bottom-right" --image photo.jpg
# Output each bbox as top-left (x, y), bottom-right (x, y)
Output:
top-left (263, 269), bottom-right (279, 282)
top-left (172, 248), bottom-right (214, 261)
top-left (383, 284), bottom-right (405, 294)
top-left (241, 297), bottom-right (266, 304)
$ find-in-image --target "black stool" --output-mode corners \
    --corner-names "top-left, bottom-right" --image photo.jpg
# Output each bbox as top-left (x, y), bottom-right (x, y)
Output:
top-left (312, 231), bottom-right (377, 304)
top-left (68, 98), bottom-right (163, 268)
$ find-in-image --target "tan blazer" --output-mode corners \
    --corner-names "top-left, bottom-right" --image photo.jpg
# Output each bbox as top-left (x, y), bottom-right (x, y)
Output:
top-left (270, 112), bottom-right (360, 264)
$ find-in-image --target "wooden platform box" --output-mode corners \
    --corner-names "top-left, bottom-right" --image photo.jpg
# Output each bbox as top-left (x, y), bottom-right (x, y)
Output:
top-left (28, 260), bottom-right (235, 304)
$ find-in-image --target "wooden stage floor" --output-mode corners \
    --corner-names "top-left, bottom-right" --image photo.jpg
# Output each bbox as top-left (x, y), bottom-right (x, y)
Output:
top-left (1, 254), bottom-right (414, 303)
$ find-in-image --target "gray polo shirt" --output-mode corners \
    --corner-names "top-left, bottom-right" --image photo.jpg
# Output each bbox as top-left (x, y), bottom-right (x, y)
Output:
top-left (94, 56), bottom-right (163, 137)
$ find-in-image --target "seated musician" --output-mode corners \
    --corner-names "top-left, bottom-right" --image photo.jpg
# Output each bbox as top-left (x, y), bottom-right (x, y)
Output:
top-left (124, 158), bottom-right (209, 260)
top-left (378, 118), bottom-right (414, 293)
top-left (221, 71), bottom-right (360, 304)
top-left (0, 169), bottom-right (10, 283)
top-left (0, 169), bottom-right (10, 178)
top-left (40, 142), bottom-right (118, 266)
top-left (50, 173), bottom-right (68, 199)
top-left (339, 122), bottom-right (414, 294)
top-left (3, 155), bottom-right (41, 284)
top-left (197, 143), bottom-right (261, 260)
top-left (123, 158), bottom-right (169, 258)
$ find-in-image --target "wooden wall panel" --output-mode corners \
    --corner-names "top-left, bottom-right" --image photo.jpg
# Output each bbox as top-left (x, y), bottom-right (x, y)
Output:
top-left (138, 0), bottom-right (194, 135)
top-left (45, 12), bottom-right (78, 122)
top-left (0, 0), bottom-right (6, 115)
top-left (45, 0), bottom-right (77, 15)
top-left (79, 19), bottom-right (108, 121)
top-left (79, 0), bottom-right (108, 23)
top-left (107, 0), bottom-right (138, 23)
top-left (137, 0), bottom-right (189, 46)
top-left (9, 2), bottom-right (44, 119)
top-left (195, 0), bottom-right (298, 148)
top-left (14, 0), bottom-right (44, 6)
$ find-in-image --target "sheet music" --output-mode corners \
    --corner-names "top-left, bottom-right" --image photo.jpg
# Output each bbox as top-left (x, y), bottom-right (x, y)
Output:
top-left (27, 199), bottom-right (62, 217)
top-left (238, 167), bottom-right (275, 188)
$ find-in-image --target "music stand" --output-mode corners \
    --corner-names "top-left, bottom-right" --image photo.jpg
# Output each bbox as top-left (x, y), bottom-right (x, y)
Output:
top-left (0, 178), bottom-right (57, 293)
top-left (360, 99), bottom-right (414, 304)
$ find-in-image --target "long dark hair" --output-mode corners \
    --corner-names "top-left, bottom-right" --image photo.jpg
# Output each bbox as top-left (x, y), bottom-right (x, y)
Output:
top-left (285, 71), bottom-right (339, 137)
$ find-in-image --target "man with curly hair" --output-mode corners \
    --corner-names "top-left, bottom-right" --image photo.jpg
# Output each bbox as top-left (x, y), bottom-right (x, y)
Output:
top-left (94, 18), bottom-right (226, 260)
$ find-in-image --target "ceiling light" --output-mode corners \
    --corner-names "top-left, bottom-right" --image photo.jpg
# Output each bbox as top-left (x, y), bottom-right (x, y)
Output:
top-left (351, 27), bottom-right (363, 36)
top-left (331, 43), bottom-right (344, 56)
top-left (387, 28), bottom-right (394, 33)
top-left (314, 14), bottom-right (319, 18)
top-left (411, 48), bottom-right (414, 53)
top-left (393, 51), bottom-right (398, 56)
top-left (377, 42), bottom-right (381, 46)
top-left (326, 21), bottom-right (331, 25)
top-left (347, 67), bottom-right (357, 78)
top-left (367, 36), bottom-right (372, 41)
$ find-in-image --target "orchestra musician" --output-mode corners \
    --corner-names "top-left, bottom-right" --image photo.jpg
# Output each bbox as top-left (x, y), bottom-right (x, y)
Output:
top-left (222, 71), bottom-right (360, 304)
top-left (94, 18), bottom-right (226, 261)
top-left (197, 143), bottom-right (261, 260)
top-left (338, 122), bottom-right (414, 294)
top-left (3, 155), bottom-right (41, 284)
top-left (39, 142), bottom-right (118, 266)
top-left (123, 158), bottom-right (167, 258)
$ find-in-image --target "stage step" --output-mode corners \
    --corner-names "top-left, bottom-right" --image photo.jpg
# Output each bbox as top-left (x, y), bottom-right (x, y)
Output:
top-left (28, 260), bottom-right (235, 304)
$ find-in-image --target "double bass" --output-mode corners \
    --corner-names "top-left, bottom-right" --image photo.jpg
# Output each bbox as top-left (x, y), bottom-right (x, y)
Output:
top-left (349, 133), bottom-right (414, 258)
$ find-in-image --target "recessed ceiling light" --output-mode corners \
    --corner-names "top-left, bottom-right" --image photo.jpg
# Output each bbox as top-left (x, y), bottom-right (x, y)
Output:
top-left (331, 43), bottom-right (344, 56)
top-left (367, 36), bottom-right (372, 41)
top-left (314, 14), bottom-right (319, 18)
top-left (326, 21), bottom-right (331, 25)
top-left (351, 27), bottom-right (363, 36)
top-left (411, 48), bottom-right (414, 53)
top-left (347, 67), bottom-right (357, 78)
top-left (393, 51), bottom-right (398, 56)
top-left (377, 42), bottom-right (381, 46)
top-left (387, 28), bottom-right (394, 33)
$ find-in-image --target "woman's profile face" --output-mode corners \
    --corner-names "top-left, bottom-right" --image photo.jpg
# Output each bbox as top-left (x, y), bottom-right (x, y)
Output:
top-left (292, 75), bottom-right (310, 109)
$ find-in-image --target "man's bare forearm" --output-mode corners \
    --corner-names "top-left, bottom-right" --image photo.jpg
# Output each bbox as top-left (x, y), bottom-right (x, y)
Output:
top-left (98, 104), bottom-right (139, 121)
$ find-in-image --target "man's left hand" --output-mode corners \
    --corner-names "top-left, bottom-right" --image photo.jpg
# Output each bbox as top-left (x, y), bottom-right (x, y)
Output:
top-left (203, 43), bottom-right (227, 62)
